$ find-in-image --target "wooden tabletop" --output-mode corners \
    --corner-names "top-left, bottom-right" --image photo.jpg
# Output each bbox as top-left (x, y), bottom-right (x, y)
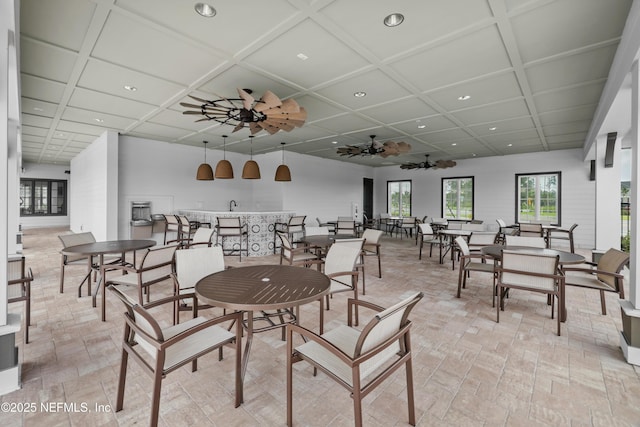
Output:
top-left (195, 264), bottom-right (330, 312)
top-left (62, 239), bottom-right (157, 256)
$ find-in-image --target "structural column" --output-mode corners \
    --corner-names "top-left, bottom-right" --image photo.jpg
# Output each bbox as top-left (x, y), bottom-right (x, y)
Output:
top-left (621, 59), bottom-right (640, 365)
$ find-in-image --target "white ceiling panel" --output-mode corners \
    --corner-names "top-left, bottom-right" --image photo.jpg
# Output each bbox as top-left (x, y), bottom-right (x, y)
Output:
top-left (17, 0), bottom-right (632, 166)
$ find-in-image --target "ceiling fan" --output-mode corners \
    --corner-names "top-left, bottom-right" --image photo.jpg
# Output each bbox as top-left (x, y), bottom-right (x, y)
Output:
top-left (180, 88), bottom-right (307, 135)
top-left (400, 154), bottom-right (457, 170)
top-left (337, 135), bottom-right (411, 158)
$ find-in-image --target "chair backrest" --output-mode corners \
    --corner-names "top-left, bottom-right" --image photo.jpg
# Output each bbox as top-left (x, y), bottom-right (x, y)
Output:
top-left (354, 292), bottom-right (423, 368)
top-left (109, 285), bottom-right (162, 357)
top-left (164, 214), bottom-right (180, 230)
top-left (59, 232), bottom-right (97, 262)
top-left (418, 223), bottom-right (434, 235)
top-left (332, 238), bottom-right (365, 250)
top-left (288, 215), bottom-right (306, 233)
top-left (401, 217), bottom-right (416, 226)
top-left (177, 215), bottom-right (192, 232)
top-left (276, 231), bottom-right (294, 259)
top-left (362, 228), bottom-right (383, 245)
top-left (500, 250), bottom-right (559, 291)
top-left (468, 232), bottom-right (498, 246)
top-left (324, 241), bottom-right (363, 281)
top-left (217, 217), bottom-right (242, 235)
top-left (519, 223), bottom-right (543, 237)
top-left (380, 213), bottom-right (391, 219)
top-left (338, 216), bottom-right (353, 221)
top-left (137, 245), bottom-right (178, 283)
top-left (305, 226), bottom-right (329, 236)
top-left (335, 220), bottom-right (356, 235)
top-left (461, 223), bottom-right (485, 231)
top-left (505, 235), bottom-right (546, 248)
top-left (175, 246), bottom-right (225, 291)
top-left (496, 218), bottom-right (507, 228)
top-left (597, 248), bottom-right (630, 287)
top-left (447, 222), bottom-right (463, 230)
top-left (190, 227), bottom-right (215, 246)
top-left (454, 236), bottom-right (470, 257)
top-left (7, 256), bottom-right (32, 300)
top-left (431, 218), bottom-right (447, 225)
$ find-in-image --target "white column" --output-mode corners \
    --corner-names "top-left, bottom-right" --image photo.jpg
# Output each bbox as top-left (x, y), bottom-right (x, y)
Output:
top-left (621, 59), bottom-right (640, 365)
top-left (594, 135), bottom-right (622, 251)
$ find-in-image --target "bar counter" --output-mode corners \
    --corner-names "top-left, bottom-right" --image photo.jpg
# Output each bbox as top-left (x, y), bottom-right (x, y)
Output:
top-left (177, 209), bottom-right (294, 256)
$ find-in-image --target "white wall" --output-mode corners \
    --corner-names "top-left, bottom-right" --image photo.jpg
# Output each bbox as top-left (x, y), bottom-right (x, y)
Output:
top-left (374, 149), bottom-right (598, 249)
top-left (70, 131), bottom-right (118, 240)
top-left (117, 136), bottom-right (372, 235)
top-left (19, 162), bottom-right (70, 229)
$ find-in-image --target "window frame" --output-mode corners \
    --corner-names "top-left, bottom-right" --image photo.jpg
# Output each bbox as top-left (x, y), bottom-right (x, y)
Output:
top-left (514, 171), bottom-right (561, 226)
top-left (441, 176), bottom-right (475, 220)
top-left (20, 178), bottom-right (68, 217)
top-left (386, 180), bottom-right (412, 217)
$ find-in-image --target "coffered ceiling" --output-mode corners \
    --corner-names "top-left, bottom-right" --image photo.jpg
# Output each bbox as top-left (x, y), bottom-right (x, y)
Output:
top-left (18, 0), bottom-right (633, 167)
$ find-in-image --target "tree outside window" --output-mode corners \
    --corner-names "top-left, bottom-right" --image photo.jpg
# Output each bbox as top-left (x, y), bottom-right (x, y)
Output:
top-left (516, 172), bottom-right (560, 225)
top-left (387, 180), bottom-right (411, 216)
top-left (442, 177), bottom-right (474, 220)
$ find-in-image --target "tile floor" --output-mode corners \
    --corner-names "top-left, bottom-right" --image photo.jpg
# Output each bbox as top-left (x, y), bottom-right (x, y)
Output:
top-left (2, 227), bottom-right (640, 426)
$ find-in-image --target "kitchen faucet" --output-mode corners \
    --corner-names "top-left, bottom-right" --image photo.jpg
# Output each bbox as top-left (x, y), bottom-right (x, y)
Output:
top-left (229, 200), bottom-right (237, 211)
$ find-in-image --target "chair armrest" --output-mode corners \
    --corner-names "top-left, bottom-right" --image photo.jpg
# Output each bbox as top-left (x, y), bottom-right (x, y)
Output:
top-left (160, 311), bottom-right (242, 349)
top-left (347, 298), bottom-right (385, 324)
top-left (325, 271), bottom-right (359, 280)
top-left (562, 267), bottom-right (624, 279)
top-left (287, 323), bottom-right (354, 365)
top-left (103, 263), bottom-right (139, 275)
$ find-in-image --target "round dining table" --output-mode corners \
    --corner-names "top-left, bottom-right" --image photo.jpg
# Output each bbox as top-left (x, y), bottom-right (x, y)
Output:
top-left (62, 239), bottom-right (157, 308)
top-left (195, 264), bottom-right (330, 393)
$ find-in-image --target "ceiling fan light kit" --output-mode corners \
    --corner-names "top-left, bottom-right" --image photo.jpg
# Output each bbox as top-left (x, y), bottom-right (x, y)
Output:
top-left (400, 154), bottom-right (457, 170)
top-left (181, 88), bottom-right (307, 135)
top-left (196, 141), bottom-right (214, 180)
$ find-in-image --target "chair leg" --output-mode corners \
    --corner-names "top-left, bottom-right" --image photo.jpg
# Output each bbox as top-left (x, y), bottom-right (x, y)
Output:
top-left (286, 327), bottom-right (294, 427)
top-left (59, 260), bottom-right (65, 293)
top-left (405, 356), bottom-right (416, 426)
top-left (115, 348), bottom-right (129, 412)
top-left (418, 240), bottom-right (423, 260)
top-left (149, 368), bottom-right (163, 427)
top-left (352, 377), bottom-right (363, 427)
top-left (600, 290), bottom-right (607, 315)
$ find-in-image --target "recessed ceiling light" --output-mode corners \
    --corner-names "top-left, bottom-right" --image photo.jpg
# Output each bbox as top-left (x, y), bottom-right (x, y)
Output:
top-left (33, 107), bottom-right (43, 112)
top-left (354, 91), bottom-right (366, 98)
top-left (331, 141), bottom-right (338, 144)
top-left (507, 143), bottom-right (513, 147)
top-left (451, 143), bottom-right (457, 146)
top-left (489, 126), bottom-right (497, 131)
top-left (95, 118), bottom-right (104, 123)
top-left (56, 132), bottom-right (65, 137)
top-left (383, 13), bottom-right (404, 27)
top-left (124, 85), bottom-right (137, 91)
top-left (472, 153), bottom-right (477, 157)
top-left (296, 53), bottom-right (309, 61)
top-left (458, 95), bottom-right (471, 101)
top-left (194, 3), bottom-right (216, 17)
top-left (417, 124), bottom-right (426, 129)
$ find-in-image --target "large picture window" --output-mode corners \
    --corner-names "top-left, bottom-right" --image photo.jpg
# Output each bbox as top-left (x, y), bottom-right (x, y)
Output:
top-left (20, 179), bottom-right (67, 216)
top-left (516, 172), bottom-right (560, 225)
top-left (442, 177), bottom-right (474, 220)
top-left (387, 180), bottom-right (411, 216)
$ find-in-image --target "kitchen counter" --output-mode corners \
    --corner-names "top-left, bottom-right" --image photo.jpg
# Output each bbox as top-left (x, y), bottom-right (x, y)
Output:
top-left (176, 210), bottom-right (295, 256)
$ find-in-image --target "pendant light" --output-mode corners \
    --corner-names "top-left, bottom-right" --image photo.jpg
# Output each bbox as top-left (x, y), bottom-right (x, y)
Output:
top-left (214, 134), bottom-right (234, 179)
top-left (196, 140), bottom-right (214, 180)
top-left (274, 142), bottom-right (291, 181)
top-left (242, 135), bottom-right (261, 179)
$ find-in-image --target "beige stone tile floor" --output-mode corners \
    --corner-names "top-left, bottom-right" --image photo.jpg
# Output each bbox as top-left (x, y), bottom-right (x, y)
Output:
top-left (2, 227), bottom-right (640, 426)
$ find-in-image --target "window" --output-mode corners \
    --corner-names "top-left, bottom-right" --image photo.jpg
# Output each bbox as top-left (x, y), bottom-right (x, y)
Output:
top-left (387, 180), bottom-right (411, 216)
top-left (442, 177), bottom-right (474, 220)
top-left (516, 172), bottom-right (560, 225)
top-left (20, 179), bottom-right (67, 216)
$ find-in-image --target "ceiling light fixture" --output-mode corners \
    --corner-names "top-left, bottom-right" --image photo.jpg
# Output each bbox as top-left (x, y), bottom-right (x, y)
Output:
top-left (214, 134), bottom-right (234, 179)
top-left (507, 143), bottom-right (513, 147)
top-left (452, 143), bottom-right (457, 146)
top-left (124, 85), bottom-right (137, 92)
top-left (337, 135), bottom-right (411, 157)
top-left (296, 53), bottom-right (309, 60)
top-left (489, 126), bottom-right (497, 131)
top-left (383, 13), bottom-right (405, 27)
top-left (242, 136), bottom-right (261, 179)
top-left (275, 142), bottom-right (292, 182)
top-left (458, 95), bottom-right (471, 101)
top-left (194, 2), bottom-right (216, 17)
top-left (94, 118), bottom-right (104, 123)
top-left (196, 140), bottom-right (214, 181)
top-left (354, 91), bottom-right (366, 97)
top-left (181, 88), bottom-right (307, 135)
top-left (417, 124), bottom-right (426, 129)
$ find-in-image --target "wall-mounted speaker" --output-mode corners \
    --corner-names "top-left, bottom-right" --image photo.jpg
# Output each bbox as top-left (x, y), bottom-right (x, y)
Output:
top-left (589, 159), bottom-right (596, 181)
top-left (605, 132), bottom-right (617, 168)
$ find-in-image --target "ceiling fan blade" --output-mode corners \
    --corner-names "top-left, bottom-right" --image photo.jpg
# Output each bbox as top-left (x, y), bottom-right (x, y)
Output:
top-left (237, 88), bottom-right (255, 110)
top-left (183, 111), bottom-right (205, 115)
top-left (397, 142), bottom-right (411, 152)
top-left (254, 90), bottom-right (282, 112)
top-left (249, 122), bottom-right (262, 135)
top-left (188, 94), bottom-right (211, 103)
top-left (232, 122), bottom-right (244, 133)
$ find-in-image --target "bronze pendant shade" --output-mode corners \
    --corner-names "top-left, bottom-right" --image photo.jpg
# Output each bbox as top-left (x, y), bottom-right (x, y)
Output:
top-left (275, 142), bottom-right (291, 181)
top-left (196, 140), bottom-right (214, 180)
top-left (215, 135), bottom-right (234, 179)
top-left (242, 136), bottom-right (261, 179)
